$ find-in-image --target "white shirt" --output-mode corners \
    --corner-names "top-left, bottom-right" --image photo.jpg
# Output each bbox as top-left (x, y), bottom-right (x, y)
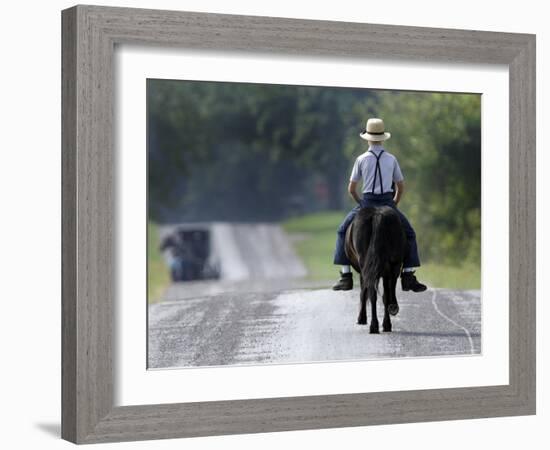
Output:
top-left (349, 144), bottom-right (404, 194)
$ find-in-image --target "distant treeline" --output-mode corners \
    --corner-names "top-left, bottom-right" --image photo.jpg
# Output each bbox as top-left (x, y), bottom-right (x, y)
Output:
top-left (147, 79), bottom-right (480, 265)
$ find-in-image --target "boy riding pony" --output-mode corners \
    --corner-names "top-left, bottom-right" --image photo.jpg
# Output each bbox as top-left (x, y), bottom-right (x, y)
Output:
top-left (332, 118), bottom-right (427, 293)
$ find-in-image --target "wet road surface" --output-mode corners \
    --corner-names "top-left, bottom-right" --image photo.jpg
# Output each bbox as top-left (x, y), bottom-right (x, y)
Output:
top-left (148, 286), bottom-right (481, 369)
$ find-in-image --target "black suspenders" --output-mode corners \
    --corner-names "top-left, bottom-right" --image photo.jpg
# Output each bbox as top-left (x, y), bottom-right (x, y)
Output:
top-left (368, 149), bottom-right (385, 194)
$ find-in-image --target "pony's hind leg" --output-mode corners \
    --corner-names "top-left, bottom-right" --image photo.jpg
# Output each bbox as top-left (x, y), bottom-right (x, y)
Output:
top-left (388, 265), bottom-right (401, 316)
top-left (382, 276), bottom-right (392, 332)
top-left (369, 286), bottom-right (379, 334)
top-left (357, 279), bottom-right (367, 325)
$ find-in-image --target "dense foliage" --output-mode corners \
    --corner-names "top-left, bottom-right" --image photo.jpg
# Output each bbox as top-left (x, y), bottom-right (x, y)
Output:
top-left (147, 80), bottom-right (480, 266)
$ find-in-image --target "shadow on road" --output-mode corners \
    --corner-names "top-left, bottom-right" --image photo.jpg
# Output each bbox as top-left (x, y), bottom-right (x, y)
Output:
top-left (396, 330), bottom-right (481, 338)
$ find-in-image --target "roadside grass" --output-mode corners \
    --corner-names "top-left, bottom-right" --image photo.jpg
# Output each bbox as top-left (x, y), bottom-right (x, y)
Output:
top-left (283, 211), bottom-right (342, 282)
top-left (282, 211), bottom-right (480, 290)
top-left (148, 221), bottom-right (170, 304)
top-left (417, 262), bottom-right (480, 291)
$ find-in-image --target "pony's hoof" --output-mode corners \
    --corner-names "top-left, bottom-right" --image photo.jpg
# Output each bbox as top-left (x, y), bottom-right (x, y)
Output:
top-left (388, 304), bottom-right (399, 316)
top-left (369, 325), bottom-right (380, 334)
top-left (383, 326), bottom-right (392, 333)
top-left (357, 316), bottom-right (367, 325)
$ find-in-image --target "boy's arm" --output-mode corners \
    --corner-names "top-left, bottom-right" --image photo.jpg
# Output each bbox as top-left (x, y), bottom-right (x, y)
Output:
top-left (394, 180), bottom-right (404, 205)
top-left (348, 157), bottom-right (362, 205)
top-left (393, 158), bottom-right (405, 205)
top-left (348, 181), bottom-right (362, 205)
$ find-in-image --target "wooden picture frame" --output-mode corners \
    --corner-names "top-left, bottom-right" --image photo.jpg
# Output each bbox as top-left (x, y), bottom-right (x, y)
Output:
top-left (61, 5), bottom-right (536, 444)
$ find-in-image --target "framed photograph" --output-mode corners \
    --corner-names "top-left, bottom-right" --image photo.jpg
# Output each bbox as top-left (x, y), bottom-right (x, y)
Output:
top-left (61, 4), bottom-right (535, 444)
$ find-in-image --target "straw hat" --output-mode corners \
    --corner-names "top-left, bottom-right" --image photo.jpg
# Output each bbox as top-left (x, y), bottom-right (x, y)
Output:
top-left (359, 118), bottom-right (391, 141)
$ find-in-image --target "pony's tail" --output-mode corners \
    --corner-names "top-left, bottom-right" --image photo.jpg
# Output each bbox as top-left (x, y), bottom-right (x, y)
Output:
top-left (363, 211), bottom-right (400, 290)
top-left (363, 214), bottom-right (384, 291)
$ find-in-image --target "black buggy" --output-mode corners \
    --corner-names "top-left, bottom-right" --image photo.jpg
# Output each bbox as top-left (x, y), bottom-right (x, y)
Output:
top-left (160, 228), bottom-right (219, 282)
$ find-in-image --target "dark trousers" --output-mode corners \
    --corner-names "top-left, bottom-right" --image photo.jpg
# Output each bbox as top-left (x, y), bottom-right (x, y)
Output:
top-left (333, 193), bottom-right (421, 268)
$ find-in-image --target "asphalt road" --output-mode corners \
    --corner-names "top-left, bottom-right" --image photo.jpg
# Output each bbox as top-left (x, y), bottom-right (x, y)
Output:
top-left (148, 286), bottom-right (481, 369)
top-left (159, 223), bottom-right (307, 282)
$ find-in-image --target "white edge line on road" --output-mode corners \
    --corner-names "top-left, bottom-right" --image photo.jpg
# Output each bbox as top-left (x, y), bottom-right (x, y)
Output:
top-left (430, 289), bottom-right (476, 354)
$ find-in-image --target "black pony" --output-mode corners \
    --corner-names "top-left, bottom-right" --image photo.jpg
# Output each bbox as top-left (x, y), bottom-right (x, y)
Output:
top-left (345, 206), bottom-right (406, 333)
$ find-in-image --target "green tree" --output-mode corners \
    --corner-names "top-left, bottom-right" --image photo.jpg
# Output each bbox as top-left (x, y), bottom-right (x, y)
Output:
top-left (348, 91), bottom-right (481, 265)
